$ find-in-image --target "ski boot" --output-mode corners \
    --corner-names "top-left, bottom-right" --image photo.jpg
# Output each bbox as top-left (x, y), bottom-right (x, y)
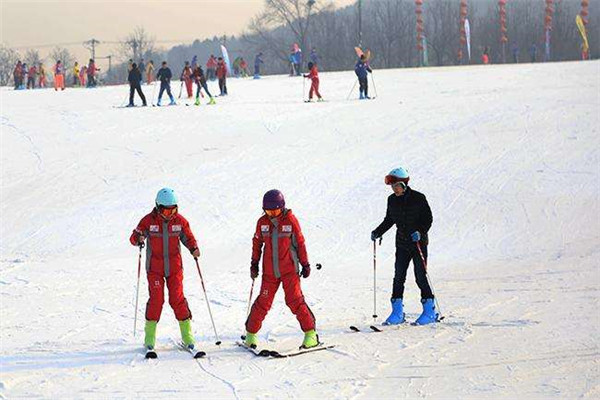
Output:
top-left (383, 298), bottom-right (405, 325)
top-left (194, 97), bottom-right (201, 106)
top-left (359, 93), bottom-right (365, 100)
top-left (208, 97), bottom-right (216, 105)
top-left (301, 329), bottom-right (319, 349)
top-left (126, 103), bottom-right (135, 108)
top-left (414, 298), bottom-right (438, 325)
top-left (179, 318), bottom-right (195, 347)
top-left (244, 332), bottom-right (258, 349)
top-left (169, 95), bottom-right (176, 106)
top-left (156, 99), bottom-right (162, 107)
top-left (144, 320), bottom-right (158, 351)
top-left (317, 97), bottom-right (325, 102)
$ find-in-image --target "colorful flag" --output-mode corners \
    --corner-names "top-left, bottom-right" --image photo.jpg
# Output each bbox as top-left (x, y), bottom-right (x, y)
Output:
top-left (465, 19), bottom-right (471, 61)
top-left (576, 15), bottom-right (589, 53)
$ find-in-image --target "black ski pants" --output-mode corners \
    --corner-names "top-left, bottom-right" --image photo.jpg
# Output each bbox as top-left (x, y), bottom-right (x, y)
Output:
top-left (359, 77), bottom-right (368, 97)
top-left (129, 83), bottom-right (147, 105)
top-left (218, 77), bottom-right (227, 95)
top-left (392, 243), bottom-right (433, 300)
top-left (196, 80), bottom-right (212, 98)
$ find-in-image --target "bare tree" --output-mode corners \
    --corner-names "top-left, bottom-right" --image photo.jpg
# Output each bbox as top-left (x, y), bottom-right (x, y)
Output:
top-left (120, 26), bottom-right (156, 62)
top-left (0, 45), bottom-right (21, 86)
top-left (24, 49), bottom-right (42, 67)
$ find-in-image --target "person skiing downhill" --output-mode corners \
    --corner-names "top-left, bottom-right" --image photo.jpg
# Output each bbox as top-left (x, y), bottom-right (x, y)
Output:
top-left (354, 54), bottom-right (372, 99)
top-left (370, 167), bottom-right (438, 325)
top-left (244, 190), bottom-right (319, 349)
top-left (303, 61), bottom-right (323, 102)
top-left (129, 188), bottom-right (201, 356)
top-left (156, 61), bottom-right (176, 106)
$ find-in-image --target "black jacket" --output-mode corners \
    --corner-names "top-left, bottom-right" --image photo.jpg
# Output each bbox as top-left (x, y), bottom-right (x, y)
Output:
top-left (156, 67), bottom-right (172, 83)
top-left (373, 187), bottom-right (433, 246)
top-left (128, 68), bottom-right (142, 85)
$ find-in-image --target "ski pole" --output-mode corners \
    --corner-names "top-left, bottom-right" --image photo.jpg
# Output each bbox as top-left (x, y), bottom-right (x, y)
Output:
top-left (372, 240), bottom-right (378, 322)
top-left (178, 81), bottom-right (183, 98)
top-left (246, 278), bottom-right (255, 318)
top-left (149, 81), bottom-right (157, 105)
top-left (302, 75), bottom-right (306, 101)
top-left (370, 72), bottom-right (378, 98)
top-left (416, 241), bottom-right (443, 320)
top-left (194, 257), bottom-right (222, 345)
top-left (133, 244), bottom-right (143, 337)
top-left (346, 80), bottom-right (358, 100)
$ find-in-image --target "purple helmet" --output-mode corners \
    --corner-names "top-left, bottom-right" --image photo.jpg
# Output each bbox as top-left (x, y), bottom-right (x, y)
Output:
top-left (263, 189), bottom-right (285, 210)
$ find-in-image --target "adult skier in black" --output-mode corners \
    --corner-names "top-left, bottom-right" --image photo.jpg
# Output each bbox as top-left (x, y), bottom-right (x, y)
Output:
top-left (127, 63), bottom-right (147, 107)
top-left (371, 167), bottom-right (438, 325)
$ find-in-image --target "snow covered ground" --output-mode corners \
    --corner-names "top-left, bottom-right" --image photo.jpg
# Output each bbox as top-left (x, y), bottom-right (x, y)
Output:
top-left (1, 60), bottom-right (599, 399)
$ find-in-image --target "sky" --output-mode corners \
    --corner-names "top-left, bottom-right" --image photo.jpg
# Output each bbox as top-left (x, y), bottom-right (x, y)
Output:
top-left (1, 0), bottom-right (354, 69)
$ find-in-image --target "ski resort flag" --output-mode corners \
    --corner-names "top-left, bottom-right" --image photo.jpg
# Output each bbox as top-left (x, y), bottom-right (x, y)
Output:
top-left (576, 15), bottom-right (589, 53)
top-left (465, 18), bottom-right (471, 61)
top-left (221, 45), bottom-right (232, 77)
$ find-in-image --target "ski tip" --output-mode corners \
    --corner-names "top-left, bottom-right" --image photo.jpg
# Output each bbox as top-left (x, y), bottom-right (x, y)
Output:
top-left (369, 325), bottom-right (383, 332)
top-left (349, 326), bottom-right (360, 332)
top-left (194, 351), bottom-right (206, 359)
top-left (215, 340), bottom-right (222, 346)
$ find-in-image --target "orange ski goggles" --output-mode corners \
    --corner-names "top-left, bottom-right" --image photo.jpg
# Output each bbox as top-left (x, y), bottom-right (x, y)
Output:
top-left (159, 205), bottom-right (178, 218)
top-left (264, 208), bottom-right (283, 218)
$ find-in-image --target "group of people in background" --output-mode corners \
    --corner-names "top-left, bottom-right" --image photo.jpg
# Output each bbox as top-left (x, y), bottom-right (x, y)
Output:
top-left (12, 58), bottom-right (99, 91)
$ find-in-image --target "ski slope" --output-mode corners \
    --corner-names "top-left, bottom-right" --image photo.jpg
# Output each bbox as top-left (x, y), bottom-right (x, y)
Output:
top-left (1, 61), bottom-right (599, 399)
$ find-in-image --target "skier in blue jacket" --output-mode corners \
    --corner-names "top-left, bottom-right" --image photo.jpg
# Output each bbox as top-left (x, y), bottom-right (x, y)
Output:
top-left (354, 54), bottom-right (372, 99)
top-left (156, 61), bottom-right (176, 106)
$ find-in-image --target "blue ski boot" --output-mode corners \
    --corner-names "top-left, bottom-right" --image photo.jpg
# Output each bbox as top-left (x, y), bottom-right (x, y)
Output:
top-left (169, 95), bottom-right (176, 106)
top-left (359, 92), bottom-right (365, 100)
top-left (414, 298), bottom-right (438, 325)
top-left (383, 298), bottom-right (405, 325)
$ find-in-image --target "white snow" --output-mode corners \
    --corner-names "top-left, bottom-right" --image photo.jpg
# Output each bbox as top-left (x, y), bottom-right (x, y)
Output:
top-left (1, 61), bottom-right (599, 399)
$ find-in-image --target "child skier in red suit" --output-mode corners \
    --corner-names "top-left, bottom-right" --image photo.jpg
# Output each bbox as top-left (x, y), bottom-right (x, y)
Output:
top-left (130, 188), bottom-right (200, 354)
top-left (244, 190), bottom-right (319, 349)
top-left (303, 61), bottom-right (323, 102)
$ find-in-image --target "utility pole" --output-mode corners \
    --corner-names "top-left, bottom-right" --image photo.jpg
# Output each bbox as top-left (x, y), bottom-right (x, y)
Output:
top-left (358, 0), bottom-right (362, 47)
top-left (84, 38), bottom-right (100, 60)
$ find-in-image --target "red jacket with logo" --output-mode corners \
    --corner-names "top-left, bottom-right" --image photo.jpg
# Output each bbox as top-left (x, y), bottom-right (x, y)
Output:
top-left (252, 209), bottom-right (309, 279)
top-left (130, 209), bottom-right (198, 277)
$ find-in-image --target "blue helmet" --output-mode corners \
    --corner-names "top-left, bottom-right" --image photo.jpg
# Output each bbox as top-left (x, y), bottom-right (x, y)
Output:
top-left (384, 167), bottom-right (410, 186)
top-left (156, 187), bottom-right (178, 207)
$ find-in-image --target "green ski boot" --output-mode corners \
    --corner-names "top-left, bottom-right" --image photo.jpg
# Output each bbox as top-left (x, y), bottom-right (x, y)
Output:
top-left (144, 320), bottom-right (158, 349)
top-left (179, 319), bottom-right (196, 347)
top-left (208, 97), bottom-right (216, 105)
top-left (244, 332), bottom-right (258, 348)
top-left (194, 97), bottom-right (201, 106)
top-left (302, 329), bottom-right (319, 349)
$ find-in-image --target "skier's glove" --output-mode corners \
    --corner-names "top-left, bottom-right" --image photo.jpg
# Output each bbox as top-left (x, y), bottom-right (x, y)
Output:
top-left (411, 231), bottom-right (421, 242)
top-left (137, 235), bottom-right (146, 246)
top-left (191, 248), bottom-right (200, 258)
top-left (301, 264), bottom-right (311, 279)
top-left (250, 263), bottom-right (259, 279)
top-left (371, 231), bottom-right (378, 241)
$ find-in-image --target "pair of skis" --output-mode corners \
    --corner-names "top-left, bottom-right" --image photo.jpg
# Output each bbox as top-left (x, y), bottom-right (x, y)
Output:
top-left (145, 342), bottom-right (206, 359)
top-left (235, 341), bottom-right (335, 358)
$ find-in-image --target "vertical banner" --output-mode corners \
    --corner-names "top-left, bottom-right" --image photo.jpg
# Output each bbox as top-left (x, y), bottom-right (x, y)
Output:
top-left (220, 45), bottom-right (232, 77)
top-left (544, 0), bottom-right (554, 61)
top-left (578, 0), bottom-right (590, 60)
top-left (465, 19), bottom-right (471, 61)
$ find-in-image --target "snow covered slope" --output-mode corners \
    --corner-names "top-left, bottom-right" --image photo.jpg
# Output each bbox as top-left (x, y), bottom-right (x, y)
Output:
top-left (1, 61), bottom-right (599, 399)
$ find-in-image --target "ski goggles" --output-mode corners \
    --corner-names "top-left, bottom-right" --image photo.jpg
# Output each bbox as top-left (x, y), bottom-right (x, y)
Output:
top-left (159, 205), bottom-right (178, 218)
top-left (384, 175), bottom-right (408, 186)
top-left (264, 208), bottom-right (283, 218)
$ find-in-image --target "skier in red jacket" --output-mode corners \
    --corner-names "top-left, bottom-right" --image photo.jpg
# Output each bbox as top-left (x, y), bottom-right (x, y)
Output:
top-left (129, 188), bottom-right (201, 355)
top-left (303, 61), bottom-right (323, 102)
top-left (244, 190), bottom-right (319, 349)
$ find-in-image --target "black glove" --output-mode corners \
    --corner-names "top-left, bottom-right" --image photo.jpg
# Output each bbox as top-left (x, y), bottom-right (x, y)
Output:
top-left (301, 264), bottom-right (311, 278)
top-left (371, 231), bottom-right (378, 241)
top-left (250, 263), bottom-right (259, 279)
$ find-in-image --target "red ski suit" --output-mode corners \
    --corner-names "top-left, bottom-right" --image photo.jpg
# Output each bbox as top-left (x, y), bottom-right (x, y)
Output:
top-left (306, 65), bottom-right (321, 99)
top-left (130, 209), bottom-right (198, 322)
top-left (246, 209), bottom-right (316, 333)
